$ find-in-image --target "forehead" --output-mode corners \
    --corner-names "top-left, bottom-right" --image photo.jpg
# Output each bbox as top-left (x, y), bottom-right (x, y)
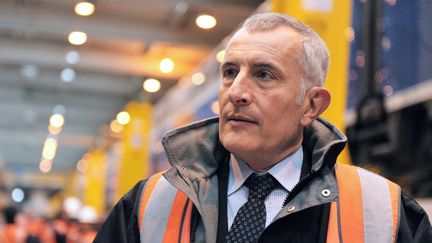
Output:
top-left (224, 27), bottom-right (302, 64)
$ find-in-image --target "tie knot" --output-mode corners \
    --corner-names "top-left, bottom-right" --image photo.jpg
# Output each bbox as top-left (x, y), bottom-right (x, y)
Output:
top-left (245, 173), bottom-right (278, 200)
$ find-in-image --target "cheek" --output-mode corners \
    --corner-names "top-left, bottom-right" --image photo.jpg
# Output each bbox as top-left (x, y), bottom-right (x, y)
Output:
top-left (218, 90), bottom-right (230, 111)
top-left (261, 100), bottom-right (299, 128)
top-left (218, 97), bottom-right (226, 113)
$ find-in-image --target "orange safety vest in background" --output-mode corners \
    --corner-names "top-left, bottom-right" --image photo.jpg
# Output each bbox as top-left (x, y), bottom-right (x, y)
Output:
top-left (138, 163), bottom-right (401, 243)
top-left (0, 225), bottom-right (27, 243)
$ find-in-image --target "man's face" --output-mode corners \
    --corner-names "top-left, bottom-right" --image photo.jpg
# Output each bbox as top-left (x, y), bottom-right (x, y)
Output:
top-left (218, 27), bottom-right (307, 169)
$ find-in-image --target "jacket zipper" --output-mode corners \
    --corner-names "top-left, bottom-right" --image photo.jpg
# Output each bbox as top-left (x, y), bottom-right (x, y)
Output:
top-left (283, 171), bottom-right (316, 207)
top-left (190, 205), bottom-right (198, 243)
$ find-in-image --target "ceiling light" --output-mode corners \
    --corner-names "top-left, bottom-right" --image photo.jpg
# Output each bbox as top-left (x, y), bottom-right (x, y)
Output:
top-left (75, 1), bottom-right (95, 16)
top-left (64, 197), bottom-right (82, 217)
top-left (50, 114), bottom-right (65, 128)
top-left (159, 58), bottom-right (175, 73)
top-left (110, 120), bottom-right (124, 133)
top-left (191, 72), bottom-right (206, 85)
top-left (65, 51), bottom-right (80, 64)
top-left (77, 205), bottom-right (98, 224)
top-left (143, 78), bottom-right (161, 93)
top-left (42, 138), bottom-right (58, 160)
top-left (11, 188), bottom-right (25, 203)
top-left (21, 64), bottom-right (39, 79)
top-left (216, 50), bottom-right (225, 63)
top-left (116, 111), bottom-right (131, 125)
top-left (68, 31), bottom-right (87, 45)
top-left (61, 68), bottom-right (76, 82)
top-left (39, 159), bottom-right (52, 173)
top-left (195, 14), bottom-right (217, 29)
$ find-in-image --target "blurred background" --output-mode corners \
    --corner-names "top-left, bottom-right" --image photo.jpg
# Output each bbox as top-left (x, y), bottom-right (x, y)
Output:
top-left (0, 0), bottom-right (431, 242)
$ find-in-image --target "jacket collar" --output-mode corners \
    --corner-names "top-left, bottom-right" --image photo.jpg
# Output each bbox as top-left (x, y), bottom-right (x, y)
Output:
top-left (303, 117), bottom-right (347, 172)
top-left (162, 116), bottom-right (346, 179)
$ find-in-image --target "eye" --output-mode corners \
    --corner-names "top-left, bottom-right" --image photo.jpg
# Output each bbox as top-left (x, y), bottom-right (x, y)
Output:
top-left (223, 68), bottom-right (238, 79)
top-left (256, 71), bottom-right (274, 80)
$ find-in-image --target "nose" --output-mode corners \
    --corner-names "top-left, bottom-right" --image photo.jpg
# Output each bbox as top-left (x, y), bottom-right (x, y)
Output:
top-left (227, 73), bottom-right (252, 106)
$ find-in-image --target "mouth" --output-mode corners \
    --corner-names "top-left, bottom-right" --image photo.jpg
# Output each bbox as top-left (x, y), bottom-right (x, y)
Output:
top-left (226, 115), bottom-right (257, 124)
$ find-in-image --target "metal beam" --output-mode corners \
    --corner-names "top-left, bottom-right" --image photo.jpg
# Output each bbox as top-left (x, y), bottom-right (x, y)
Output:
top-left (0, 39), bottom-right (204, 78)
top-left (0, 86), bottom-right (127, 112)
top-left (0, 66), bottom-right (140, 98)
top-left (0, 129), bottom-right (95, 148)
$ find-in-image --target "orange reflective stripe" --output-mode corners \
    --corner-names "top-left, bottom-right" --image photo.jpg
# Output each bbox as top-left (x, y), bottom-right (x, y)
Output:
top-left (162, 191), bottom-right (190, 243)
top-left (138, 173), bottom-right (193, 243)
top-left (387, 180), bottom-right (401, 242)
top-left (329, 164), bottom-right (401, 243)
top-left (334, 163), bottom-right (364, 243)
top-left (327, 202), bottom-right (340, 243)
top-left (138, 172), bottom-right (163, 230)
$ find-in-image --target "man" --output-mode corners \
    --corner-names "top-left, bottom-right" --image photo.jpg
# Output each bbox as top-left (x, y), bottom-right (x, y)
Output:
top-left (95, 13), bottom-right (432, 243)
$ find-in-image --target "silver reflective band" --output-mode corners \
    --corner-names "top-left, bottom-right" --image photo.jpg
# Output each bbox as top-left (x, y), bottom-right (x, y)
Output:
top-left (357, 167), bottom-right (395, 243)
top-left (140, 176), bottom-right (178, 243)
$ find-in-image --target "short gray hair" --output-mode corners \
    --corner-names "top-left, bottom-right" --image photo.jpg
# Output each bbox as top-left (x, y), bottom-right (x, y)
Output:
top-left (241, 13), bottom-right (329, 104)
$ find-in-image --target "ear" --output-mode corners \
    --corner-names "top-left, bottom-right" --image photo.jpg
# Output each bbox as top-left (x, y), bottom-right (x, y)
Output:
top-left (300, 87), bottom-right (331, 126)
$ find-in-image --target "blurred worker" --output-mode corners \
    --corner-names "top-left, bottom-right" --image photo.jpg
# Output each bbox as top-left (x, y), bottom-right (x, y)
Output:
top-left (52, 212), bottom-right (69, 243)
top-left (26, 216), bottom-right (56, 243)
top-left (78, 223), bottom-right (98, 243)
top-left (0, 206), bottom-right (27, 243)
top-left (95, 13), bottom-right (432, 242)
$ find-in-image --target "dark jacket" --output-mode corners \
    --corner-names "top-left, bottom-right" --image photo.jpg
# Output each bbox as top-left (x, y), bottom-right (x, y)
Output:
top-left (95, 117), bottom-right (432, 243)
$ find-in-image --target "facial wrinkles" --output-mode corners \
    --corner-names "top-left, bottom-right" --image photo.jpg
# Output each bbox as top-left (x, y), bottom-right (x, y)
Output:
top-left (225, 42), bottom-right (285, 69)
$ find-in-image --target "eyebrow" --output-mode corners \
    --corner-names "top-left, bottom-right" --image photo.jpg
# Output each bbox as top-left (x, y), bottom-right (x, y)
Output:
top-left (221, 62), bottom-right (278, 69)
top-left (221, 62), bottom-right (238, 68)
top-left (252, 62), bottom-right (278, 70)
top-left (220, 62), bottom-right (238, 74)
top-left (220, 61), bottom-right (281, 76)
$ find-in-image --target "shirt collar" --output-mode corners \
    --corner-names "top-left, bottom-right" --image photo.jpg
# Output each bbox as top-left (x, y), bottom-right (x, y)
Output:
top-left (228, 146), bottom-right (303, 196)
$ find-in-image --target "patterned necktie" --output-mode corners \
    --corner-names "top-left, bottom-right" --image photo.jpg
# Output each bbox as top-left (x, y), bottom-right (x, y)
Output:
top-left (225, 173), bottom-right (278, 243)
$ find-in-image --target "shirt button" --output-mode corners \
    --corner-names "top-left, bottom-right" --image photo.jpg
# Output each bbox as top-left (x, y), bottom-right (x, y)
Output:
top-left (321, 189), bottom-right (331, 197)
top-left (287, 206), bottom-right (295, 212)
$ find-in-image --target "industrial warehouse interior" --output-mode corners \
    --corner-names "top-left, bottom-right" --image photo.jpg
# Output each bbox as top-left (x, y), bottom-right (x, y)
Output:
top-left (0, 0), bottom-right (431, 242)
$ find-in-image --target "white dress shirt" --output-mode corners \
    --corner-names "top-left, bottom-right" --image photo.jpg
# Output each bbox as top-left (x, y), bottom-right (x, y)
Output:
top-left (227, 146), bottom-right (303, 229)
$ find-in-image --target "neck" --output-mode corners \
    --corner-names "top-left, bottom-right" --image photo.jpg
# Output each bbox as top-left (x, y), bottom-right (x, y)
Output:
top-left (247, 162), bottom-right (276, 173)
top-left (240, 144), bottom-right (302, 173)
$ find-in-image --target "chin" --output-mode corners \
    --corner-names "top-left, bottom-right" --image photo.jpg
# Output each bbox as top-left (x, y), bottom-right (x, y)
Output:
top-left (221, 135), bottom-right (257, 157)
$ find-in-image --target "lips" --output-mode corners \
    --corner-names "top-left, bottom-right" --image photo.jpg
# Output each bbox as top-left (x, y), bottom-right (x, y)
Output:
top-left (226, 114), bottom-right (257, 124)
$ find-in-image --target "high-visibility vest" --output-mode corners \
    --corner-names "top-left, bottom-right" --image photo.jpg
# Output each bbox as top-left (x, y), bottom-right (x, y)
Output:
top-left (138, 163), bottom-right (401, 243)
top-left (138, 172), bottom-right (193, 243)
top-left (327, 163), bottom-right (401, 243)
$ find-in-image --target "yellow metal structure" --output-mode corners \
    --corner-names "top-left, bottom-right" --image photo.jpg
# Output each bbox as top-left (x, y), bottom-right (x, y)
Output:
top-left (116, 102), bottom-right (152, 199)
top-left (83, 149), bottom-right (107, 215)
top-left (270, 0), bottom-right (352, 163)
